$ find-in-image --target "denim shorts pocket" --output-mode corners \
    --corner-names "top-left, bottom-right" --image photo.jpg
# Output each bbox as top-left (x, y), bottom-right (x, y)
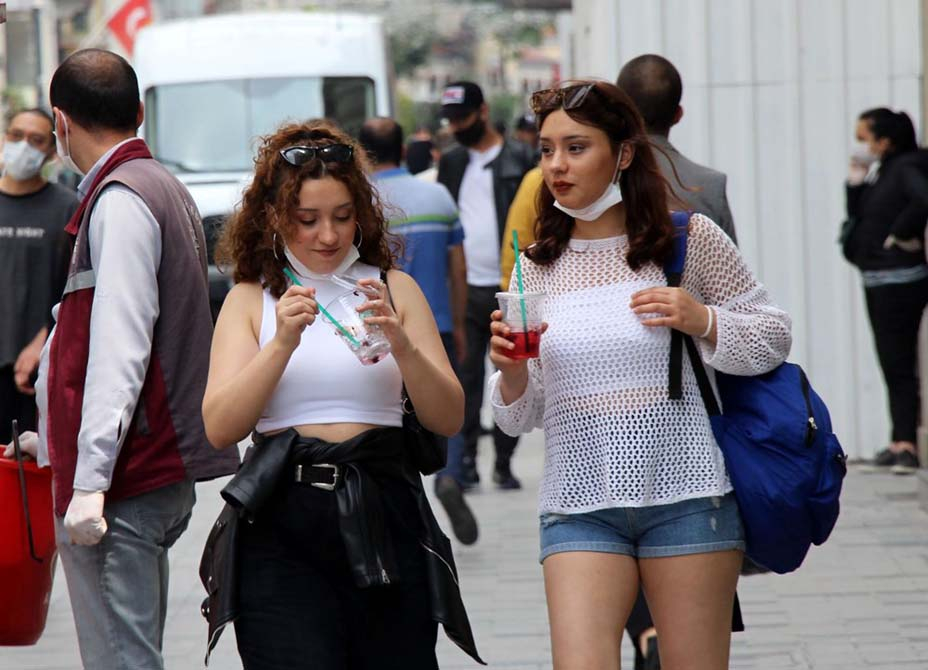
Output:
top-left (539, 512), bottom-right (568, 529)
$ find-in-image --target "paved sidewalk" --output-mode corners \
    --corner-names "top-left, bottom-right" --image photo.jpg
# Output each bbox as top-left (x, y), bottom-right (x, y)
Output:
top-left (3, 428), bottom-right (928, 669)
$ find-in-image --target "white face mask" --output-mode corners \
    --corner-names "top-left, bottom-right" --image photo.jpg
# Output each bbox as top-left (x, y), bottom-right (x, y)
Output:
top-left (851, 141), bottom-right (879, 167)
top-left (284, 243), bottom-right (361, 282)
top-left (2, 140), bottom-right (47, 181)
top-left (553, 150), bottom-right (624, 222)
top-left (55, 112), bottom-right (83, 176)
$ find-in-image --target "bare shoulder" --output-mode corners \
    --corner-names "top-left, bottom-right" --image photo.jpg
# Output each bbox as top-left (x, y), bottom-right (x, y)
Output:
top-left (384, 269), bottom-right (427, 317)
top-left (224, 281), bottom-right (264, 307)
top-left (216, 281), bottom-right (265, 337)
top-left (384, 268), bottom-right (418, 292)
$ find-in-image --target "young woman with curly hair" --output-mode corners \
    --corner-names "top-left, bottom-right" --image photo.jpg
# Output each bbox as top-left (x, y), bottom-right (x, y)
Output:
top-left (487, 81), bottom-right (793, 670)
top-left (202, 120), bottom-right (481, 669)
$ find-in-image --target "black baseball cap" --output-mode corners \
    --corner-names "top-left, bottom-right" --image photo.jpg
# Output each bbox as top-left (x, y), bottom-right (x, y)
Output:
top-left (515, 113), bottom-right (537, 131)
top-left (441, 81), bottom-right (484, 121)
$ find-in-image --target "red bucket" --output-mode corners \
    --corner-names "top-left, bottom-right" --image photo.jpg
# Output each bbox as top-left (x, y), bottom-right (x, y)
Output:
top-left (0, 456), bottom-right (57, 646)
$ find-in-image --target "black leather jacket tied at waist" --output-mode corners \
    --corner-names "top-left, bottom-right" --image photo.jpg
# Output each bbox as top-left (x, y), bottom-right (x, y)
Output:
top-left (199, 427), bottom-right (485, 665)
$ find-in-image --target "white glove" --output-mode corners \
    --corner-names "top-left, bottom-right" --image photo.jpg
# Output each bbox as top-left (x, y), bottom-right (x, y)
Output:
top-left (64, 490), bottom-right (108, 546)
top-left (2, 430), bottom-right (39, 459)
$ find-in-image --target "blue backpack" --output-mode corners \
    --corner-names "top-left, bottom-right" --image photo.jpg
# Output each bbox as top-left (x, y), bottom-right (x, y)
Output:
top-left (665, 212), bottom-right (847, 573)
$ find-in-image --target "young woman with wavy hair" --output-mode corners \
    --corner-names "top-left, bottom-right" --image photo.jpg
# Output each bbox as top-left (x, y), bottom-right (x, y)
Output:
top-left (488, 81), bottom-right (793, 670)
top-left (202, 120), bottom-right (481, 668)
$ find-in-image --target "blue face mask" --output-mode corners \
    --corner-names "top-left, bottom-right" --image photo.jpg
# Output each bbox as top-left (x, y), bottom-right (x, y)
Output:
top-left (553, 150), bottom-right (624, 222)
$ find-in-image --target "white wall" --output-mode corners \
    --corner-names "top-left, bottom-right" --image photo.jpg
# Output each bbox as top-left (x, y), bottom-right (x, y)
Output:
top-left (568, 0), bottom-right (924, 459)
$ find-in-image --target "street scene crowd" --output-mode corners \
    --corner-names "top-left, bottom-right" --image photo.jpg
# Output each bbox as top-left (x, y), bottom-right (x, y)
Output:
top-left (2, 4), bottom-right (928, 670)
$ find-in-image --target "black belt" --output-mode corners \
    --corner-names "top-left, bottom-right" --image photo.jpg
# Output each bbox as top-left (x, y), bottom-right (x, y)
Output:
top-left (294, 463), bottom-right (341, 490)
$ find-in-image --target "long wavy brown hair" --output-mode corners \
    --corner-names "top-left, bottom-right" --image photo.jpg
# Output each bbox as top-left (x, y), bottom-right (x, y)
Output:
top-left (527, 80), bottom-right (675, 270)
top-left (216, 120), bottom-right (399, 298)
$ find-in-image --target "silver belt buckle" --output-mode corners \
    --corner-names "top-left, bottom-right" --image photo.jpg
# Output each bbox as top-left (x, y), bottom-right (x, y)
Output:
top-left (310, 463), bottom-right (340, 491)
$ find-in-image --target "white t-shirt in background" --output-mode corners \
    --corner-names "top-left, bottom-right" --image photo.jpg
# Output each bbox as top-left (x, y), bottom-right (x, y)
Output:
top-left (458, 143), bottom-right (503, 287)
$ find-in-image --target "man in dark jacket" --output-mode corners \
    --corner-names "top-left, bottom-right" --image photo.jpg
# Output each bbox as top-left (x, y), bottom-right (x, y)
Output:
top-left (436, 81), bottom-right (536, 510)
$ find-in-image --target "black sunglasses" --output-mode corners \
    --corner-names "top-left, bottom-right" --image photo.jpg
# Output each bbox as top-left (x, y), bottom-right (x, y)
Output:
top-left (280, 143), bottom-right (354, 166)
top-left (530, 83), bottom-right (596, 115)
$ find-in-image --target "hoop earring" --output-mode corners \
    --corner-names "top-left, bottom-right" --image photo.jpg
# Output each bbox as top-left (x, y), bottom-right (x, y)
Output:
top-left (272, 232), bottom-right (281, 262)
top-left (354, 223), bottom-right (363, 250)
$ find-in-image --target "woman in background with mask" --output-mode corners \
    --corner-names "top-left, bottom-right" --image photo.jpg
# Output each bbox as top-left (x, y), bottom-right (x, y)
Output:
top-left (0, 108), bottom-right (77, 444)
top-left (843, 108), bottom-right (928, 473)
top-left (487, 81), bottom-right (792, 670)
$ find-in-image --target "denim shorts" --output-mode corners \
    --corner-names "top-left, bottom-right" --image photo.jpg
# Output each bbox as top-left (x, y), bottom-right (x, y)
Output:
top-left (539, 493), bottom-right (745, 562)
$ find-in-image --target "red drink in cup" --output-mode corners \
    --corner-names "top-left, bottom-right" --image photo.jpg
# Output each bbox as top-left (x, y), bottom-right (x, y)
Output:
top-left (503, 328), bottom-right (542, 359)
top-left (496, 291), bottom-right (545, 360)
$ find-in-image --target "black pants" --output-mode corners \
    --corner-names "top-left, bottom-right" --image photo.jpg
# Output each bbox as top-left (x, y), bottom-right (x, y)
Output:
top-left (460, 285), bottom-right (519, 467)
top-left (0, 365), bottom-right (37, 444)
top-left (625, 587), bottom-right (745, 665)
top-left (864, 277), bottom-right (928, 443)
top-left (234, 470), bottom-right (438, 669)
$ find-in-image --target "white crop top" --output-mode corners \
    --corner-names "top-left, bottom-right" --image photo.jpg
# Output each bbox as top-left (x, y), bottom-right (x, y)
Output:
top-left (255, 262), bottom-right (404, 433)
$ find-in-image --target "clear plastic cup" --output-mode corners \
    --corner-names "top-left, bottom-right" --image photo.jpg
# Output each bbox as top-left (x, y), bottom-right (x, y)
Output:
top-left (323, 287), bottom-right (392, 365)
top-left (495, 291), bottom-right (545, 360)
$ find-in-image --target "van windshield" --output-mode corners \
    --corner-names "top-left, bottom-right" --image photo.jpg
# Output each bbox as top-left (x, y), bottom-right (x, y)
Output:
top-left (145, 76), bottom-right (376, 173)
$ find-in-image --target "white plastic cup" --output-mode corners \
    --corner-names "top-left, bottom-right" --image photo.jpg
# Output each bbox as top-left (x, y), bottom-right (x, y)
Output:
top-left (495, 291), bottom-right (545, 359)
top-left (323, 287), bottom-right (392, 365)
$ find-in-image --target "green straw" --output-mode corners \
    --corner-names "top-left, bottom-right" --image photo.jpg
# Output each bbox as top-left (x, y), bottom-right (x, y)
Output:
top-left (283, 267), bottom-right (361, 347)
top-left (512, 230), bottom-right (529, 334)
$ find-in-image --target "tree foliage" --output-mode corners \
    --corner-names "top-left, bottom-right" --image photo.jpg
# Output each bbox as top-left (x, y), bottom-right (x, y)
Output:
top-left (389, 24), bottom-right (436, 78)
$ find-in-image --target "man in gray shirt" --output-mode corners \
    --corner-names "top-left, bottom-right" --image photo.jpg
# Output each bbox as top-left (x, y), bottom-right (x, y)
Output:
top-left (617, 54), bottom-right (741, 670)
top-left (618, 54), bottom-right (737, 243)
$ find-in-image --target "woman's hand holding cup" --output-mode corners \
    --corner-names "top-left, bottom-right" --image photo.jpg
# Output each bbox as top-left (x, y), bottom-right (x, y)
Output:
top-left (489, 310), bottom-right (529, 372)
top-left (356, 277), bottom-right (413, 358)
top-left (490, 310), bottom-right (547, 405)
top-left (275, 285), bottom-right (318, 352)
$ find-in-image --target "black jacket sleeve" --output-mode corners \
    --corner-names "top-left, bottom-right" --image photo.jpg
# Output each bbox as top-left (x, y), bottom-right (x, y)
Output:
top-left (845, 182), bottom-right (866, 219)
top-left (890, 161), bottom-right (928, 239)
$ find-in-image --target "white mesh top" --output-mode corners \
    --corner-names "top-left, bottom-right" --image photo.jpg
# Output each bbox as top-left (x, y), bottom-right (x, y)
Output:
top-left (489, 213), bottom-right (792, 514)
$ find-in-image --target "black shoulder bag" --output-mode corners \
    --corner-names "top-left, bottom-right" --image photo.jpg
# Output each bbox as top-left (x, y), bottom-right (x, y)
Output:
top-left (380, 271), bottom-right (448, 475)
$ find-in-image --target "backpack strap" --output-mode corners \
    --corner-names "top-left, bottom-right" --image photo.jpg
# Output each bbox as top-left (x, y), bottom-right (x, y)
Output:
top-left (665, 211), bottom-right (691, 400)
top-left (684, 334), bottom-right (721, 416)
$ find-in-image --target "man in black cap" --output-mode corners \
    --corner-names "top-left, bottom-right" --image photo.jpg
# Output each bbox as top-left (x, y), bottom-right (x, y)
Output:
top-left (436, 81), bottom-right (535, 505)
top-left (513, 112), bottom-right (539, 151)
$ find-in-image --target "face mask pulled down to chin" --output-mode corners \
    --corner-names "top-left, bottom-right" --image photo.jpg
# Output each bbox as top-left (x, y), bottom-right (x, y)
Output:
top-left (284, 243), bottom-right (360, 282)
top-left (553, 150), bottom-right (625, 222)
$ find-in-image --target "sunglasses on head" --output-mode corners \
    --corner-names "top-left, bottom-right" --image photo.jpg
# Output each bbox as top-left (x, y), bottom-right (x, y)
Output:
top-left (279, 143), bottom-right (354, 166)
top-left (530, 83), bottom-right (596, 115)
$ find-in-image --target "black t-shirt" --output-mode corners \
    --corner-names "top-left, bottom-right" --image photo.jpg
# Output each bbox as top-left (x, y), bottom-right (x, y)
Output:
top-left (0, 182), bottom-right (79, 367)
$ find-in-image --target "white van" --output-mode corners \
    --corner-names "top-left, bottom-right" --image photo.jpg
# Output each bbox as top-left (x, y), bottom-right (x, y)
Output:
top-left (133, 12), bottom-right (393, 316)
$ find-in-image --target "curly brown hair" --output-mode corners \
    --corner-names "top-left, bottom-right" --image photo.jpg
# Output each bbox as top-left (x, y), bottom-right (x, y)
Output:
top-left (526, 80), bottom-right (675, 271)
top-left (216, 119), bottom-right (399, 299)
